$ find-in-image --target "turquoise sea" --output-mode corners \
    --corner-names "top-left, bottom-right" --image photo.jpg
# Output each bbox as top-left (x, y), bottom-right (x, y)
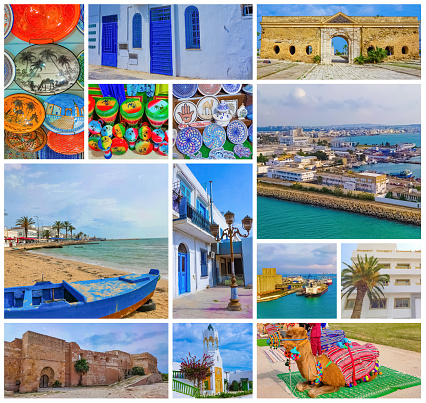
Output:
top-left (353, 161), bottom-right (421, 178)
top-left (31, 238), bottom-right (168, 278)
top-left (257, 274), bottom-right (337, 319)
top-left (337, 131), bottom-right (421, 146)
top-left (257, 197), bottom-right (420, 239)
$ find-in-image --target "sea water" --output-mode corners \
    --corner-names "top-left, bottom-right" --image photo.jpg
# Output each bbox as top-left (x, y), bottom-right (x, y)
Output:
top-left (30, 238), bottom-right (168, 278)
top-left (257, 274), bottom-right (337, 319)
top-left (336, 131), bottom-right (421, 146)
top-left (257, 197), bottom-right (420, 239)
top-left (353, 160), bottom-right (421, 178)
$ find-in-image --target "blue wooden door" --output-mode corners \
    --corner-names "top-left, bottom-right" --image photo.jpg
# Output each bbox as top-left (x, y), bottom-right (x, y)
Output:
top-left (150, 7), bottom-right (173, 76)
top-left (178, 252), bottom-right (188, 294)
top-left (101, 15), bottom-right (118, 67)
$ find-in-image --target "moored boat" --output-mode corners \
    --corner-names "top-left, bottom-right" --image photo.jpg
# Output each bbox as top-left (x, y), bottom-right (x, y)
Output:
top-left (304, 280), bottom-right (328, 297)
top-left (4, 269), bottom-right (160, 319)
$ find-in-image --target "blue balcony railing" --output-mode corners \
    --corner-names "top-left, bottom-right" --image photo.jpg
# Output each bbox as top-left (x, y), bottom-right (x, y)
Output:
top-left (178, 197), bottom-right (212, 234)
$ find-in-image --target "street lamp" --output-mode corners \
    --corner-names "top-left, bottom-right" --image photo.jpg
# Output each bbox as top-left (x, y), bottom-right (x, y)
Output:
top-left (34, 216), bottom-right (39, 241)
top-left (210, 211), bottom-right (252, 311)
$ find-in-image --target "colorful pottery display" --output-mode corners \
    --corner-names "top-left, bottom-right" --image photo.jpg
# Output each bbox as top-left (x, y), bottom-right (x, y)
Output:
top-left (135, 140), bottom-right (154, 155)
top-left (173, 84), bottom-right (198, 99)
top-left (47, 130), bottom-right (84, 155)
top-left (98, 136), bottom-right (113, 159)
top-left (77, 4), bottom-right (84, 34)
top-left (14, 44), bottom-right (80, 96)
top-left (4, 127), bottom-right (47, 152)
top-left (101, 125), bottom-right (113, 138)
top-left (248, 124), bottom-right (253, 143)
top-left (88, 120), bottom-right (102, 135)
top-left (4, 52), bottom-right (15, 89)
top-left (197, 96), bottom-right (219, 120)
top-left (124, 127), bottom-right (138, 150)
top-left (11, 4), bottom-right (80, 44)
top-left (4, 5), bottom-right (13, 39)
top-left (198, 84), bottom-right (221, 96)
top-left (227, 120), bottom-right (248, 144)
top-left (120, 98), bottom-right (144, 125)
top-left (5, 93), bottom-right (45, 134)
top-left (145, 99), bottom-right (168, 128)
top-left (176, 127), bottom-right (202, 155)
top-left (88, 134), bottom-right (101, 151)
top-left (95, 97), bottom-right (119, 124)
top-left (43, 93), bottom-right (84, 135)
top-left (113, 123), bottom-right (126, 138)
top-left (233, 144), bottom-right (252, 158)
top-left (111, 137), bottom-right (129, 155)
top-left (222, 84), bottom-right (242, 94)
top-left (203, 123), bottom-right (226, 149)
top-left (174, 101), bottom-right (197, 125)
top-left (213, 101), bottom-right (232, 127)
top-left (77, 51), bottom-right (84, 89)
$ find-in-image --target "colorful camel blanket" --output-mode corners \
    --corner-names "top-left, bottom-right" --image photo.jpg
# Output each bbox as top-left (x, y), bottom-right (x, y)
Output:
top-left (326, 343), bottom-right (379, 386)
top-left (308, 329), bottom-right (346, 351)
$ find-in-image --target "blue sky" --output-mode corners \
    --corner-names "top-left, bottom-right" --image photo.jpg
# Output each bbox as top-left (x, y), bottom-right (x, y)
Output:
top-left (173, 323), bottom-right (252, 372)
top-left (257, 243), bottom-right (337, 275)
top-left (187, 164), bottom-right (253, 234)
top-left (258, 84), bottom-right (420, 127)
top-left (4, 164), bottom-right (168, 239)
top-left (257, 4), bottom-right (421, 48)
top-left (4, 323), bottom-right (168, 373)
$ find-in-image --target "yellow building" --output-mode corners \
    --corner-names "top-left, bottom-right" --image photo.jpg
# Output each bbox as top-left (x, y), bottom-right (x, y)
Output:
top-left (257, 268), bottom-right (282, 295)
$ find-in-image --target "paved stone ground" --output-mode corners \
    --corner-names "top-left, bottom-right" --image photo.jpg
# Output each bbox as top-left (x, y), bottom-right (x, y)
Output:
top-left (89, 65), bottom-right (189, 80)
top-left (173, 286), bottom-right (253, 319)
top-left (257, 338), bottom-right (421, 398)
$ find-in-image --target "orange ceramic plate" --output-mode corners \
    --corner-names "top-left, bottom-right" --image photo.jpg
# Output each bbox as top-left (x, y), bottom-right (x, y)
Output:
top-left (11, 4), bottom-right (80, 44)
top-left (5, 127), bottom-right (47, 152)
top-left (47, 131), bottom-right (84, 155)
top-left (4, 94), bottom-right (45, 134)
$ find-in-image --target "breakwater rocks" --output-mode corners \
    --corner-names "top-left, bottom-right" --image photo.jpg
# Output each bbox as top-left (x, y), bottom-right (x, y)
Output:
top-left (258, 184), bottom-right (421, 226)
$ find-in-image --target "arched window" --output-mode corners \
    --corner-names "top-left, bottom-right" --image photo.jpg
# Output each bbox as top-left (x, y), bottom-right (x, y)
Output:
top-left (185, 6), bottom-right (200, 49)
top-left (289, 46), bottom-right (296, 55)
top-left (132, 13), bottom-right (142, 48)
top-left (178, 243), bottom-right (188, 254)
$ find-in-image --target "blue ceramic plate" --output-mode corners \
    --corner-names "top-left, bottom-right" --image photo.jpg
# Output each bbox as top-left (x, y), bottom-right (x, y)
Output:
top-left (173, 84), bottom-right (198, 99)
top-left (4, 52), bottom-right (15, 89)
top-left (203, 123), bottom-right (226, 149)
top-left (4, 5), bottom-right (13, 39)
top-left (176, 127), bottom-right (202, 155)
top-left (43, 94), bottom-right (84, 135)
top-left (242, 84), bottom-right (253, 94)
top-left (248, 124), bottom-right (253, 143)
top-left (227, 120), bottom-right (248, 144)
top-left (246, 104), bottom-right (253, 120)
top-left (222, 84), bottom-right (242, 95)
top-left (77, 4), bottom-right (84, 34)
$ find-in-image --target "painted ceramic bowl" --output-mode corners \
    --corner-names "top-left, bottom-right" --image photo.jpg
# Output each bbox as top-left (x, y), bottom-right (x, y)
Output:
top-left (77, 51), bottom-right (84, 89)
top-left (4, 52), bottom-right (15, 89)
top-left (176, 127), bottom-right (202, 156)
top-left (47, 130), bottom-right (84, 155)
top-left (173, 84), bottom-right (197, 99)
top-left (124, 127), bottom-right (138, 149)
top-left (14, 44), bottom-right (80, 96)
top-left (222, 84), bottom-right (242, 94)
top-left (101, 125), bottom-right (113, 138)
top-left (151, 128), bottom-right (166, 143)
top-left (5, 93), bottom-right (45, 134)
top-left (43, 93), bottom-right (84, 135)
top-left (242, 85), bottom-right (253, 94)
top-left (120, 98), bottom-right (144, 125)
top-left (227, 120), bottom-right (248, 144)
top-left (4, 127), bottom-right (47, 152)
top-left (11, 4), bottom-right (80, 44)
top-left (4, 5), bottom-right (14, 39)
top-left (135, 140), bottom-right (154, 155)
top-left (198, 84), bottom-right (221, 96)
top-left (203, 123), bottom-right (226, 149)
top-left (88, 134), bottom-right (101, 151)
top-left (98, 135), bottom-right (112, 151)
top-left (77, 4), bottom-right (84, 34)
top-left (88, 120), bottom-right (102, 135)
top-left (155, 141), bottom-right (168, 156)
top-left (139, 123), bottom-right (152, 141)
top-left (113, 123), bottom-right (126, 138)
top-left (111, 137), bottom-right (129, 155)
top-left (145, 99), bottom-right (168, 128)
top-left (95, 97), bottom-right (119, 123)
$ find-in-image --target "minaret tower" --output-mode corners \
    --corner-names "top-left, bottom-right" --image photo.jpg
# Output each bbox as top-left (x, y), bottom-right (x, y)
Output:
top-left (202, 324), bottom-right (223, 394)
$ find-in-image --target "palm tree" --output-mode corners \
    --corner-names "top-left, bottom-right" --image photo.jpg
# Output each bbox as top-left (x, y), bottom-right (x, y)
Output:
top-left (17, 50), bottom-right (36, 72)
top-left (13, 99), bottom-right (23, 110)
top-left (42, 229), bottom-right (51, 240)
top-left (62, 221), bottom-right (71, 239)
top-left (25, 101), bottom-right (35, 118)
top-left (57, 54), bottom-right (72, 74)
top-left (69, 225), bottom-right (76, 240)
top-left (341, 254), bottom-right (390, 319)
top-left (29, 58), bottom-right (45, 77)
top-left (343, 44), bottom-right (348, 55)
top-left (15, 216), bottom-right (35, 238)
top-left (52, 221), bottom-right (64, 240)
top-left (367, 47), bottom-right (388, 64)
top-left (74, 359), bottom-right (90, 386)
top-left (76, 231), bottom-right (84, 240)
top-left (39, 48), bottom-right (62, 73)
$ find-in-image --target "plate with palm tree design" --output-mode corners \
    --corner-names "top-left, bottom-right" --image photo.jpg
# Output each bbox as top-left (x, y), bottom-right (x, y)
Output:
top-left (14, 44), bottom-right (80, 96)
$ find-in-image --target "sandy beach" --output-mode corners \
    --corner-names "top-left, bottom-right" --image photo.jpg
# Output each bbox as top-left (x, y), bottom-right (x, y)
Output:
top-left (4, 246), bottom-right (168, 319)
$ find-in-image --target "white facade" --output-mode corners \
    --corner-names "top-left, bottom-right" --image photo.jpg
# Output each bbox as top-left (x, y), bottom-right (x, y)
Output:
top-left (341, 243), bottom-right (421, 319)
top-left (319, 172), bottom-right (387, 194)
top-left (330, 139), bottom-right (357, 148)
top-left (203, 324), bottom-right (224, 394)
top-left (267, 167), bottom-right (315, 182)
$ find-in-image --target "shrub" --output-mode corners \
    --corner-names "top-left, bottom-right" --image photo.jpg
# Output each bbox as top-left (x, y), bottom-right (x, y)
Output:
top-left (132, 367), bottom-right (145, 376)
top-left (366, 47), bottom-right (388, 64)
top-left (313, 55), bottom-right (321, 64)
top-left (230, 380), bottom-right (239, 391)
top-left (161, 373), bottom-right (168, 382)
top-left (354, 54), bottom-right (366, 65)
top-left (385, 191), bottom-right (394, 199)
top-left (320, 187), bottom-right (332, 194)
top-left (52, 380), bottom-right (62, 388)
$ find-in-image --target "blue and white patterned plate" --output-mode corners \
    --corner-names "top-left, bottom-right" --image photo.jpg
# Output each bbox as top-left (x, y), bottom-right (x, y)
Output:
top-left (203, 123), bottom-right (226, 149)
top-left (173, 84), bottom-right (198, 99)
top-left (242, 84), bottom-right (253, 94)
top-left (222, 84), bottom-right (242, 94)
top-left (4, 52), bottom-right (15, 89)
top-left (4, 5), bottom-right (13, 39)
top-left (248, 124), bottom-right (253, 143)
top-left (227, 120), bottom-right (248, 144)
top-left (176, 127), bottom-right (202, 155)
top-left (77, 4), bottom-right (84, 34)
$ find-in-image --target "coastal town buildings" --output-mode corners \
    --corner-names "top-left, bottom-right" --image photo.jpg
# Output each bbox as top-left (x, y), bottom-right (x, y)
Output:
top-left (4, 331), bottom-right (158, 393)
top-left (319, 172), bottom-right (387, 194)
top-left (266, 167), bottom-right (315, 182)
top-left (279, 128), bottom-right (310, 146)
top-left (89, 4), bottom-right (252, 79)
top-left (341, 244), bottom-right (421, 319)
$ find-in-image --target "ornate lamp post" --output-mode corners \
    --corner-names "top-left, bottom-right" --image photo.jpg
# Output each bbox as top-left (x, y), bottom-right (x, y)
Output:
top-left (210, 211), bottom-right (253, 311)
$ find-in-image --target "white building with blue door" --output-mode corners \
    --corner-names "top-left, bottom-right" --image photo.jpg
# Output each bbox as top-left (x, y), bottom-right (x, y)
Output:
top-left (173, 164), bottom-right (252, 300)
top-left (88, 4), bottom-right (253, 79)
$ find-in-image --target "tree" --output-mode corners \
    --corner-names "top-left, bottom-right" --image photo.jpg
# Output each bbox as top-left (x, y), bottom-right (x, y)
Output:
top-left (42, 229), bottom-right (51, 240)
top-left (367, 46), bottom-right (388, 64)
top-left (69, 225), bottom-right (76, 240)
top-left (341, 254), bottom-right (390, 319)
top-left (15, 216), bottom-right (35, 238)
top-left (62, 221), bottom-right (71, 239)
top-left (76, 231), bottom-right (84, 240)
top-left (74, 359), bottom-right (90, 386)
top-left (180, 353), bottom-right (214, 394)
top-left (343, 44), bottom-right (348, 55)
top-left (131, 367), bottom-right (145, 375)
top-left (52, 221), bottom-right (64, 240)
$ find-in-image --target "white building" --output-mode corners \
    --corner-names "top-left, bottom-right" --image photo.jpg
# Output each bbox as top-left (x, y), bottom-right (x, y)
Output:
top-left (267, 167), bottom-right (315, 182)
top-left (341, 243), bottom-right (421, 319)
top-left (89, 4), bottom-right (252, 79)
top-left (330, 139), bottom-right (357, 149)
top-left (279, 128), bottom-right (309, 147)
top-left (319, 172), bottom-right (387, 194)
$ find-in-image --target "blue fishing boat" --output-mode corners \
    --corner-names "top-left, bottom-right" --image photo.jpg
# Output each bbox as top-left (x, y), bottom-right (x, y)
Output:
top-left (4, 270), bottom-right (160, 319)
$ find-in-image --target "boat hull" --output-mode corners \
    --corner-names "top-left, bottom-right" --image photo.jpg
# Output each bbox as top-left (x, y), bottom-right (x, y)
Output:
top-left (305, 287), bottom-right (328, 297)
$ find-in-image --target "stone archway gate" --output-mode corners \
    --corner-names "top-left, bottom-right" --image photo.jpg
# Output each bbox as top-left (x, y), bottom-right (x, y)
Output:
top-left (260, 12), bottom-right (420, 64)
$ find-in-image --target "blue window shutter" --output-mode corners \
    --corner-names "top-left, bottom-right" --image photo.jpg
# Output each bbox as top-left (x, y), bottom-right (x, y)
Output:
top-left (184, 6), bottom-right (200, 49)
top-left (132, 13), bottom-right (142, 48)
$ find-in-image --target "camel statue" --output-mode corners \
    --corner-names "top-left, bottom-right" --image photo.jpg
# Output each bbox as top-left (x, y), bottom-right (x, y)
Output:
top-left (202, 99), bottom-right (214, 116)
top-left (273, 327), bottom-right (380, 398)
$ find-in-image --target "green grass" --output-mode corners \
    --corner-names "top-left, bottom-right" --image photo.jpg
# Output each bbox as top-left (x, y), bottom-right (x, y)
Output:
top-left (385, 63), bottom-right (421, 70)
top-left (328, 323), bottom-right (421, 353)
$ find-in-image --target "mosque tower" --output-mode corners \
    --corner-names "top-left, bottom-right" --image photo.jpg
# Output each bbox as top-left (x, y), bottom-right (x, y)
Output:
top-left (202, 324), bottom-right (224, 394)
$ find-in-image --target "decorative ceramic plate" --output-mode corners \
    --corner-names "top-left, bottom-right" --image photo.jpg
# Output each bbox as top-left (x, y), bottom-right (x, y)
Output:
top-left (227, 120), bottom-right (248, 144)
top-left (246, 104), bottom-right (253, 120)
top-left (4, 52), bottom-right (15, 89)
top-left (174, 101), bottom-right (197, 125)
top-left (176, 127), bottom-right (202, 155)
top-left (222, 84), bottom-right (242, 95)
top-left (47, 130), bottom-right (84, 155)
top-left (14, 44), bottom-right (80, 96)
top-left (43, 93), bottom-right (84, 135)
top-left (77, 4), bottom-right (84, 34)
top-left (198, 84), bottom-right (221, 96)
top-left (77, 51), bottom-right (84, 88)
top-left (248, 124), bottom-right (253, 143)
top-left (203, 123), bottom-right (226, 149)
top-left (197, 96), bottom-right (219, 121)
top-left (11, 4), bottom-right (80, 44)
top-left (173, 84), bottom-right (198, 99)
top-left (5, 93), bottom-right (45, 134)
top-left (4, 5), bottom-right (13, 39)
top-left (242, 84), bottom-right (253, 94)
top-left (5, 127), bottom-right (47, 152)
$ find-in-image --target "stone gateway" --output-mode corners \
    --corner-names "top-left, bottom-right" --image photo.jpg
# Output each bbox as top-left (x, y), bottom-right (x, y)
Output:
top-left (260, 12), bottom-right (420, 64)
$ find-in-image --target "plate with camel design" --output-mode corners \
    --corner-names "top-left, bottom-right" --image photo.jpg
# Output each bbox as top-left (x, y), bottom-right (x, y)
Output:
top-left (4, 93), bottom-right (45, 134)
top-left (14, 44), bottom-right (80, 96)
top-left (196, 96), bottom-right (219, 121)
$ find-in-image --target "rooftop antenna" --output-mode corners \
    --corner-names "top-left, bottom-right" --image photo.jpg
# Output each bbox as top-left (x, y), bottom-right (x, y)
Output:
top-left (209, 181), bottom-right (213, 224)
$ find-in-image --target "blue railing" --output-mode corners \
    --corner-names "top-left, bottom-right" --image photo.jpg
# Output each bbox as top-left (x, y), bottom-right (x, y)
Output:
top-left (178, 197), bottom-right (212, 234)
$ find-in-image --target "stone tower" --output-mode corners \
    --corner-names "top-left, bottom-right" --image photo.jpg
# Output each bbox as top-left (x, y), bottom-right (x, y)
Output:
top-left (202, 324), bottom-right (223, 394)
